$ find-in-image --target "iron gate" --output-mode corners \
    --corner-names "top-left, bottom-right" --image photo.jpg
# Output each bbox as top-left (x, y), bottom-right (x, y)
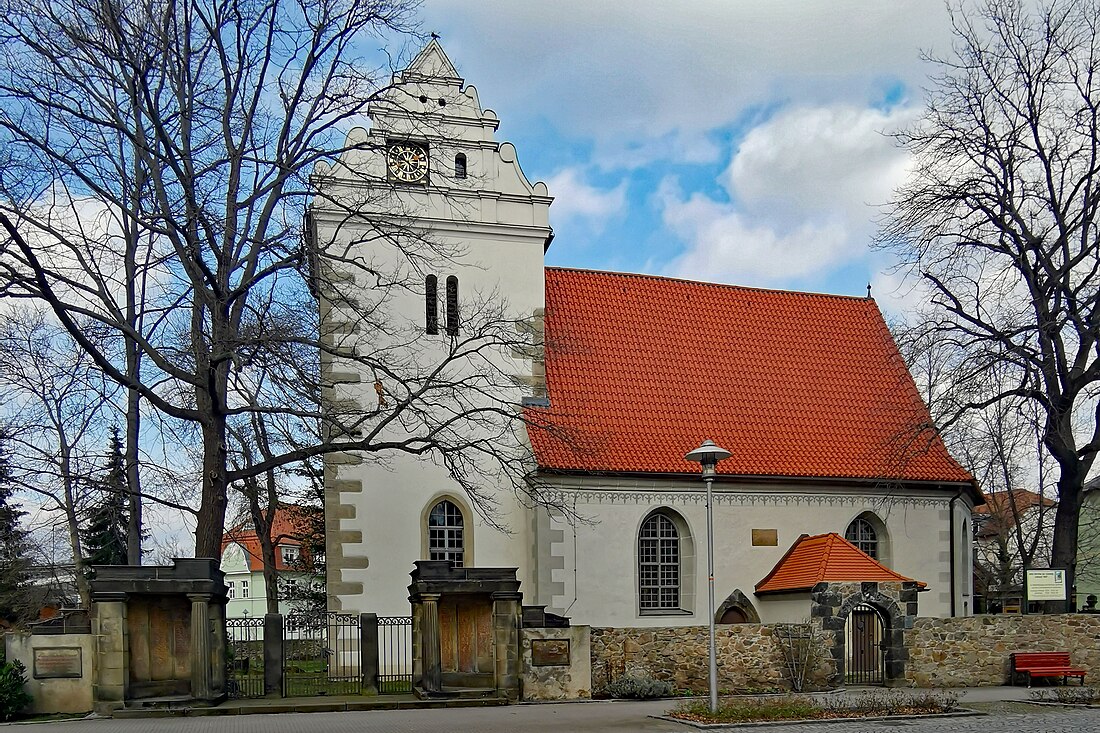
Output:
top-left (378, 616), bottom-right (413, 694)
top-left (845, 604), bottom-right (884, 685)
top-left (283, 612), bottom-right (361, 696)
top-left (226, 616), bottom-right (265, 698)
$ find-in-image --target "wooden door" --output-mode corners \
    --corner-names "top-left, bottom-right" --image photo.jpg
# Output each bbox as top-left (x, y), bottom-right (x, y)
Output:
top-left (438, 596), bottom-right (493, 680)
top-left (845, 606), bottom-right (884, 684)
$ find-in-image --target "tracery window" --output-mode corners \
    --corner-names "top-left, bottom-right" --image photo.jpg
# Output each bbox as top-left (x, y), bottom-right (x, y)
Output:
top-left (845, 517), bottom-right (878, 559)
top-left (425, 275), bottom-right (439, 334)
top-left (445, 275), bottom-right (459, 335)
top-left (639, 512), bottom-right (680, 611)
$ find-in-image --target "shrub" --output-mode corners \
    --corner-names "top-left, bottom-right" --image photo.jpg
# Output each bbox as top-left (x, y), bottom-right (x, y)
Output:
top-left (1030, 686), bottom-right (1100, 705)
top-left (604, 673), bottom-right (675, 699)
top-left (0, 660), bottom-right (31, 721)
top-left (671, 689), bottom-right (959, 724)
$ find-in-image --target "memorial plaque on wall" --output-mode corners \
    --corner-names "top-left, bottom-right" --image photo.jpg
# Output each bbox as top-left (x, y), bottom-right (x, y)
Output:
top-left (33, 647), bottom-right (82, 679)
top-left (751, 529), bottom-right (778, 546)
top-left (531, 639), bottom-right (570, 667)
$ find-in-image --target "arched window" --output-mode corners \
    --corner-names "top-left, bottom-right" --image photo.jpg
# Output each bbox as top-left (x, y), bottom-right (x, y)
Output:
top-left (639, 512), bottom-right (680, 611)
top-left (428, 499), bottom-right (464, 567)
top-left (425, 275), bottom-right (438, 334)
top-left (445, 276), bottom-right (459, 335)
top-left (454, 153), bottom-right (467, 179)
top-left (845, 517), bottom-right (879, 559)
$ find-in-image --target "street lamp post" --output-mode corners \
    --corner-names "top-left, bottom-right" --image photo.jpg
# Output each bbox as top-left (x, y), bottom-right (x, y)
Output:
top-left (685, 438), bottom-right (731, 714)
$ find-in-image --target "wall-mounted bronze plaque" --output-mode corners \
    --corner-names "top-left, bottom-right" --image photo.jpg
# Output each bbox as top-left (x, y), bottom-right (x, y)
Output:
top-left (33, 647), bottom-right (82, 679)
top-left (531, 638), bottom-right (570, 667)
top-left (752, 529), bottom-right (778, 546)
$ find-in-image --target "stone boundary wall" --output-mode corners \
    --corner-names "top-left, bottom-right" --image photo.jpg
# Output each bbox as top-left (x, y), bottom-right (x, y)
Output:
top-left (905, 614), bottom-right (1100, 687)
top-left (590, 624), bottom-right (834, 694)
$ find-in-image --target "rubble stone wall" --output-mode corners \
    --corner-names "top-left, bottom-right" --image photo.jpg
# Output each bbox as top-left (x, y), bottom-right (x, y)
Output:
top-left (589, 624), bottom-right (835, 694)
top-left (905, 613), bottom-right (1100, 687)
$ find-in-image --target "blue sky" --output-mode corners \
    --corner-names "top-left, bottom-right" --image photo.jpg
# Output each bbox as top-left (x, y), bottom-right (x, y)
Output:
top-left (422, 1), bottom-right (958, 317)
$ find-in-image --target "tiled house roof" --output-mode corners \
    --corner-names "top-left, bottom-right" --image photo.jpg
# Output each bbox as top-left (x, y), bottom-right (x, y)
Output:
top-left (755, 532), bottom-right (919, 594)
top-left (527, 268), bottom-right (974, 487)
top-left (220, 505), bottom-right (317, 572)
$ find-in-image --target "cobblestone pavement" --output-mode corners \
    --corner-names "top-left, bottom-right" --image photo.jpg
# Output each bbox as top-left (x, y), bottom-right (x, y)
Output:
top-left (7, 701), bottom-right (1100, 733)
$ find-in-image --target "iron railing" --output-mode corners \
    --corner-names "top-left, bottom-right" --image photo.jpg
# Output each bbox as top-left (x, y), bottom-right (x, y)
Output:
top-left (226, 616), bottom-right (265, 698)
top-left (283, 611), bottom-right (361, 696)
top-left (378, 616), bottom-right (413, 694)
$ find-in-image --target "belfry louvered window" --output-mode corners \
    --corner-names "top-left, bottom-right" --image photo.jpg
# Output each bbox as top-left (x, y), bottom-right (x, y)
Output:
top-left (639, 512), bottom-right (680, 610)
top-left (445, 275), bottom-right (459, 335)
top-left (425, 275), bottom-right (438, 334)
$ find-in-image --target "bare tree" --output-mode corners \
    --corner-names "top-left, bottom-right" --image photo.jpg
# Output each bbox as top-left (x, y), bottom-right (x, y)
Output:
top-left (0, 0), bottom-right (550, 559)
top-left (0, 310), bottom-right (117, 605)
top-left (879, 0), bottom-right (1100, 610)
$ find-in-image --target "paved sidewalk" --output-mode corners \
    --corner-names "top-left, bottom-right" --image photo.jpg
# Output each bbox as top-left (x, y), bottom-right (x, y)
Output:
top-left (2, 687), bottom-right (1080, 732)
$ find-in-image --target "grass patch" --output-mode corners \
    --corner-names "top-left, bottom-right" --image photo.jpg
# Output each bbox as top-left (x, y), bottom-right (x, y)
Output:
top-left (670, 690), bottom-right (960, 724)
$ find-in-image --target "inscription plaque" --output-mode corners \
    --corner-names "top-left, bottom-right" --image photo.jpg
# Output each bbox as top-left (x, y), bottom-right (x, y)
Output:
top-left (751, 529), bottom-right (778, 546)
top-left (531, 639), bottom-right (570, 667)
top-left (33, 647), bottom-right (82, 679)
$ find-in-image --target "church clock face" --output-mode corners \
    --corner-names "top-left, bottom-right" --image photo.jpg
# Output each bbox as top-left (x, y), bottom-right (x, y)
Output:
top-left (387, 142), bottom-right (429, 183)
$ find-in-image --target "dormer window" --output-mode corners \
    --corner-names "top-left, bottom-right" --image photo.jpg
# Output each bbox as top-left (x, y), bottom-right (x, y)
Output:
top-left (454, 153), bottom-right (467, 179)
top-left (280, 545), bottom-right (300, 565)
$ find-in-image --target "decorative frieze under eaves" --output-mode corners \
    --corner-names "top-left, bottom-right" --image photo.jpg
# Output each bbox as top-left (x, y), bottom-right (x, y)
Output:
top-left (537, 487), bottom-right (950, 510)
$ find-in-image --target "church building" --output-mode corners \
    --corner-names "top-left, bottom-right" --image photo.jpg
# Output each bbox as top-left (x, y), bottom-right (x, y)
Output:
top-left (311, 42), bottom-right (981, 629)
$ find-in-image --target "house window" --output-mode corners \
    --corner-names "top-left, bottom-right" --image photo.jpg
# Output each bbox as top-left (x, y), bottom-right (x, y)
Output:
top-left (445, 276), bottom-right (459, 335)
top-left (845, 518), bottom-right (878, 559)
top-left (428, 499), bottom-right (464, 567)
top-left (455, 153), bottom-right (467, 179)
top-left (228, 581), bottom-right (236, 600)
top-left (639, 512), bottom-right (680, 611)
top-left (241, 579), bottom-right (250, 599)
top-left (281, 545), bottom-right (300, 565)
top-left (425, 275), bottom-right (439, 334)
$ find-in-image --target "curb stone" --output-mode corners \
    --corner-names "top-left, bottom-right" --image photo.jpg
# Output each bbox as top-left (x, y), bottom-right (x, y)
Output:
top-left (651, 707), bottom-right (986, 729)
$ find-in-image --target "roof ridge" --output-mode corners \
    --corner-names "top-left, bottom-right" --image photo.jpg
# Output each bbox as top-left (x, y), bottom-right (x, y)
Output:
top-left (545, 266), bottom-right (876, 302)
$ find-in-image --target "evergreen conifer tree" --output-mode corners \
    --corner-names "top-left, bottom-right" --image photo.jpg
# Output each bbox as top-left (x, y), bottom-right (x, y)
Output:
top-left (81, 427), bottom-right (129, 566)
top-left (0, 431), bottom-right (33, 623)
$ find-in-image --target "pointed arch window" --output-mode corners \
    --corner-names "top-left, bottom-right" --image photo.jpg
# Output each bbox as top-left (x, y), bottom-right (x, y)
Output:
top-left (428, 499), bottom-right (464, 567)
top-left (445, 275), bottom-right (459, 335)
top-left (425, 275), bottom-right (439, 334)
top-left (845, 517), bottom-right (879, 559)
top-left (454, 153), bottom-right (467, 179)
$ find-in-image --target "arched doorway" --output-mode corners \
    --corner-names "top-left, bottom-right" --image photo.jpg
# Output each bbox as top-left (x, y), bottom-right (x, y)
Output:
top-left (844, 604), bottom-right (885, 685)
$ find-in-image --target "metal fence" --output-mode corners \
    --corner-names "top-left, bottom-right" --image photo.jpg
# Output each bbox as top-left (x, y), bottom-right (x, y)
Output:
top-left (226, 616), bottom-right (265, 698)
top-left (283, 612), bottom-right (362, 696)
top-left (377, 616), bottom-right (413, 694)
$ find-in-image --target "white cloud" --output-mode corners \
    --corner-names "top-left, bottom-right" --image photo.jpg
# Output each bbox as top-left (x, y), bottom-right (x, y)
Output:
top-left (428, 0), bottom-right (952, 165)
top-left (545, 167), bottom-right (627, 231)
top-left (661, 103), bottom-right (916, 287)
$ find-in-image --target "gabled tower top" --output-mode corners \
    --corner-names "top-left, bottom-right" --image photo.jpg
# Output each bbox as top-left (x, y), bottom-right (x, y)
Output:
top-left (398, 39), bottom-right (462, 85)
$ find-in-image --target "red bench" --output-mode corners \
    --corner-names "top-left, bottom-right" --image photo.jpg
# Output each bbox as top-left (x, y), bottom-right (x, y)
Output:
top-left (1010, 652), bottom-right (1086, 687)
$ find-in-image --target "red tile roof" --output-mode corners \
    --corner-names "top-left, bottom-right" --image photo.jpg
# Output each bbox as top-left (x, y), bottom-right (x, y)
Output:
top-left (527, 268), bottom-right (974, 486)
top-left (220, 505), bottom-right (318, 572)
top-left (755, 532), bottom-right (919, 594)
top-left (973, 488), bottom-right (1056, 539)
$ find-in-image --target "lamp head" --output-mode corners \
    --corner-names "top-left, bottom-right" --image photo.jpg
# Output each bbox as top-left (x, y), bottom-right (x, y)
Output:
top-left (684, 439), bottom-right (731, 478)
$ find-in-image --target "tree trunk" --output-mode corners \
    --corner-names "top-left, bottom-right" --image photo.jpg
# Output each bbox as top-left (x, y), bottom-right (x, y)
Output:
top-left (1049, 464), bottom-right (1083, 613)
top-left (125, 381), bottom-right (142, 565)
top-left (194, 417), bottom-right (229, 559)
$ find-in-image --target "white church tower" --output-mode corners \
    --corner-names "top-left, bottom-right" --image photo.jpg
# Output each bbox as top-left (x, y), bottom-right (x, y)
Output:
top-left (310, 42), bottom-right (553, 615)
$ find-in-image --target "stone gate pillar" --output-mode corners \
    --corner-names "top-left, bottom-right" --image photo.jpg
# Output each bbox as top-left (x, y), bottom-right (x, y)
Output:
top-left (188, 594), bottom-right (214, 701)
top-left (420, 594), bottom-right (443, 693)
top-left (491, 591), bottom-right (522, 701)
